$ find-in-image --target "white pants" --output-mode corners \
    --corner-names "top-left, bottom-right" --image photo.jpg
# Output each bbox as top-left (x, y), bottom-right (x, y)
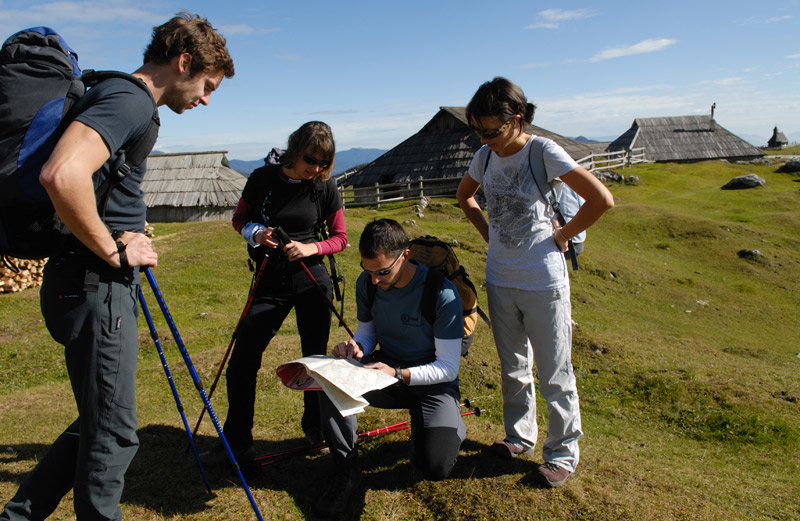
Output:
top-left (486, 282), bottom-right (582, 471)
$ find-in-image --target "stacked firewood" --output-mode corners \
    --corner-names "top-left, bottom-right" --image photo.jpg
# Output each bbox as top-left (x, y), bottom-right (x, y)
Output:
top-left (0, 258), bottom-right (47, 294)
top-left (1, 223), bottom-right (154, 294)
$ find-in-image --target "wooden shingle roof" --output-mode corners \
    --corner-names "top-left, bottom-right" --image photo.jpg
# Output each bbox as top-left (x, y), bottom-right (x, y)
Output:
top-left (142, 151), bottom-right (245, 208)
top-left (607, 116), bottom-right (764, 162)
top-left (343, 106), bottom-right (595, 187)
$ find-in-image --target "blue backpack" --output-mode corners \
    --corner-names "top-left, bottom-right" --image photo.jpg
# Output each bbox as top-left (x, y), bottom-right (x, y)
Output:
top-left (0, 27), bottom-right (159, 261)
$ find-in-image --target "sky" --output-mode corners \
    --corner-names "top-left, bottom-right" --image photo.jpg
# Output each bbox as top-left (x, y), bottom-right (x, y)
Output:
top-left (2, 0), bottom-right (798, 160)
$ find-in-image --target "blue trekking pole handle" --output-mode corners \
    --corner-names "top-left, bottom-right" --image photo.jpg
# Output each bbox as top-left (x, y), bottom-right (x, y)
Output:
top-left (137, 288), bottom-right (212, 495)
top-left (142, 267), bottom-right (265, 521)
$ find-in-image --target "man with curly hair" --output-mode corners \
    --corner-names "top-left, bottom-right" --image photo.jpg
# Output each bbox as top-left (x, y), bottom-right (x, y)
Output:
top-left (1, 12), bottom-right (234, 521)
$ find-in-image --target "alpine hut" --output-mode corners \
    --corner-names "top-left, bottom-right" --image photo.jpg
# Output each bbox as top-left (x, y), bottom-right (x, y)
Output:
top-left (607, 105), bottom-right (764, 163)
top-left (767, 126), bottom-right (789, 149)
top-left (142, 151), bottom-right (246, 222)
top-left (341, 106), bottom-right (595, 188)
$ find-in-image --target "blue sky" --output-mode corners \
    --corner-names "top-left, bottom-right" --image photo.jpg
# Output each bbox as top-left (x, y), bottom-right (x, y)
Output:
top-left (2, 0), bottom-right (798, 160)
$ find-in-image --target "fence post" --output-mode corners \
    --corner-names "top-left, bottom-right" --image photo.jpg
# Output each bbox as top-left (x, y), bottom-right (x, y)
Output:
top-left (374, 182), bottom-right (380, 209)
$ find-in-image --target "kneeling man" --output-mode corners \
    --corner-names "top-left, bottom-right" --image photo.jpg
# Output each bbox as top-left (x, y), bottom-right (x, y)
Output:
top-left (314, 218), bottom-right (465, 517)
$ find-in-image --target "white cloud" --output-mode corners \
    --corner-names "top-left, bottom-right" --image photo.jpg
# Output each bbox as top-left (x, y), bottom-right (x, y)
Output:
top-left (590, 38), bottom-right (676, 62)
top-left (739, 14), bottom-right (793, 26)
top-left (0, 1), bottom-right (164, 27)
top-left (521, 61), bottom-right (551, 69)
top-left (701, 77), bottom-right (746, 87)
top-left (787, 52), bottom-right (800, 59)
top-left (541, 8), bottom-right (596, 22)
top-left (526, 8), bottom-right (596, 29)
top-left (526, 22), bottom-right (559, 29)
top-left (765, 15), bottom-right (792, 23)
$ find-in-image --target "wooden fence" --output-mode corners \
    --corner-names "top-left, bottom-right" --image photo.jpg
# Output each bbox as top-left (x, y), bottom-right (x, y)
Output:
top-left (338, 147), bottom-right (647, 208)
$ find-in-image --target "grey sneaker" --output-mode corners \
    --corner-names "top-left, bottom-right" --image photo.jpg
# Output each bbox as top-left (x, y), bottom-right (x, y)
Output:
top-left (534, 461), bottom-right (572, 488)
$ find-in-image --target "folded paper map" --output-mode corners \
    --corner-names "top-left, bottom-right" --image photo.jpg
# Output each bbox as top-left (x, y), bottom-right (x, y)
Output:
top-left (276, 355), bottom-right (396, 416)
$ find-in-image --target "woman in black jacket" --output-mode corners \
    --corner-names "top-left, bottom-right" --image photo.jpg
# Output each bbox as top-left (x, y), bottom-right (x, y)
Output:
top-left (204, 121), bottom-right (347, 471)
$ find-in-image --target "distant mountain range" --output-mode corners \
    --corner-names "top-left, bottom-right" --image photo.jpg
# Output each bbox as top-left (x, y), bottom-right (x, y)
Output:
top-left (228, 147), bottom-right (387, 177)
top-left (570, 135), bottom-right (617, 143)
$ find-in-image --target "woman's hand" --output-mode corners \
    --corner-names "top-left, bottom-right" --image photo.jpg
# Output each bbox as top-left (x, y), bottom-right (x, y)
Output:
top-left (254, 227), bottom-right (279, 248)
top-left (284, 240), bottom-right (318, 261)
top-left (552, 220), bottom-right (569, 253)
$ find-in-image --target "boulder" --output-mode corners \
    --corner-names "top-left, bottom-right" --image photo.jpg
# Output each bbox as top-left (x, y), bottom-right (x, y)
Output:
top-left (777, 158), bottom-right (800, 173)
top-left (721, 174), bottom-right (765, 190)
top-left (737, 249), bottom-right (767, 263)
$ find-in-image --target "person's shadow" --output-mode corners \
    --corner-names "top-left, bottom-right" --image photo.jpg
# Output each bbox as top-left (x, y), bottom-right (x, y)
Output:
top-left (3, 426), bottom-right (544, 519)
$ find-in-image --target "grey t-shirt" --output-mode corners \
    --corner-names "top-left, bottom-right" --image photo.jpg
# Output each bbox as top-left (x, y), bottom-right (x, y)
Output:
top-left (468, 135), bottom-right (578, 290)
top-left (73, 77), bottom-right (156, 233)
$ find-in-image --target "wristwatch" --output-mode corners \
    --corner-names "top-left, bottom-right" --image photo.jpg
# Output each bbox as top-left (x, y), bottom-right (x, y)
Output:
top-left (394, 366), bottom-right (404, 384)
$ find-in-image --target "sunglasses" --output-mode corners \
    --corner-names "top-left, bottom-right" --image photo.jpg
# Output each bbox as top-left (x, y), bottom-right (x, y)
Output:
top-left (360, 251), bottom-right (404, 278)
top-left (302, 154), bottom-right (331, 169)
top-left (471, 119), bottom-right (513, 139)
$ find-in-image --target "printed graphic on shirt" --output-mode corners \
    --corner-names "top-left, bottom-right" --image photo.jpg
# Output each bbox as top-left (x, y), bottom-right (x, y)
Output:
top-left (400, 313), bottom-right (425, 327)
top-left (483, 161), bottom-right (544, 248)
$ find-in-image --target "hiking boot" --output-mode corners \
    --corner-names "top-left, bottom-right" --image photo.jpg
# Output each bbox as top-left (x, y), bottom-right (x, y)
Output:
top-left (534, 461), bottom-right (572, 488)
top-left (313, 454), bottom-right (361, 518)
top-left (199, 444), bottom-right (258, 474)
top-left (489, 439), bottom-right (525, 459)
top-left (304, 429), bottom-right (330, 455)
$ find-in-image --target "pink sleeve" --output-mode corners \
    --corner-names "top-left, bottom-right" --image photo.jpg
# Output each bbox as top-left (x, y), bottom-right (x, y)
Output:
top-left (232, 198), bottom-right (251, 234)
top-left (315, 207), bottom-right (348, 255)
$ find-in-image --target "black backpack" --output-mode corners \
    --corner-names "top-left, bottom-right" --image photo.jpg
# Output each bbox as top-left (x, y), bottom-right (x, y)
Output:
top-left (0, 27), bottom-right (159, 261)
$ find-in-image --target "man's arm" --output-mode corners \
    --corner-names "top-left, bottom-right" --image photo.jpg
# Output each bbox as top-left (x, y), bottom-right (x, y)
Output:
top-left (39, 121), bottom-right (157, 267)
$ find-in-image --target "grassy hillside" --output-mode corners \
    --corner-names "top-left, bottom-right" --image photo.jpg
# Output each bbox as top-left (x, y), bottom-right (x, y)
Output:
top-left (1, 159), bottom-right (798, 520)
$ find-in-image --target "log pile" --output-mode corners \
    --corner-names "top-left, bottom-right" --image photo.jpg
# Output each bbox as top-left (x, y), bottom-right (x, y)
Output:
top-left (0, 258), bottom-right (47, 294)
top-left (1, 223), bottom-right (154, 294)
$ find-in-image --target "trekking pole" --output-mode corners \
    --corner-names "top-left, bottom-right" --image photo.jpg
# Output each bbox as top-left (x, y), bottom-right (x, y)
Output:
top-left (137, 289), bottom-right (212, 495)
top-left (142, 268), bottom-right (265, 521)
top-left (190, 254), bottom-right (270, 441)
top-left (256, 406), bottom-right (483, 467)
top-left (273, 226), bottom-right (355, 338)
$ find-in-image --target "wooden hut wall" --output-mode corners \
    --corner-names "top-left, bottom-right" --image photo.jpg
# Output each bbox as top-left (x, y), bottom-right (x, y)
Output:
top-left (146, 205), bottom-right (236, 223)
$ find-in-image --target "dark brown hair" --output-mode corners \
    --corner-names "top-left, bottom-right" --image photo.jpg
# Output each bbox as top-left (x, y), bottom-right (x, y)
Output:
top-left (143, 11), bottom-right (235, 78)
top-left (465, 76), bottom-right (536, 129)
top-left (282, 121), bottom-right (336, 182)
top-left (359, 219), bottom-right (409, 259)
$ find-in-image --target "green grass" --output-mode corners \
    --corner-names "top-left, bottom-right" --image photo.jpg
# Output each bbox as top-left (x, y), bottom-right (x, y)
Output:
top-left (763, 144), bottom-right (800, 155)
top-left (1, 159), bottom-right (798, 520)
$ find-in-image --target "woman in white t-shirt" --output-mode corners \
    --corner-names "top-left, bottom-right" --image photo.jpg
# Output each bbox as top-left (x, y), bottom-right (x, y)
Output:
top-left (456, 77), bottom-right (613, 488)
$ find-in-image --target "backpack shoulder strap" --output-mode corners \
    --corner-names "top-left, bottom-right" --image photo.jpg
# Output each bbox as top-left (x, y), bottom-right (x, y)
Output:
top-left (528, 138), bottom-right (579, 270)
top-left (421, 267), bottom-right (446, 326)
top-left (81, 70), bottom-right (160, 185)
top-left (527, 138), bottom-right (560, 215)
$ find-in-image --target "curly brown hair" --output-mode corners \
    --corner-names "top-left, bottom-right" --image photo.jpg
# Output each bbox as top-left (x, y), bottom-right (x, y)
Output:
top-left (143, 11), bottom-right (234, 78)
